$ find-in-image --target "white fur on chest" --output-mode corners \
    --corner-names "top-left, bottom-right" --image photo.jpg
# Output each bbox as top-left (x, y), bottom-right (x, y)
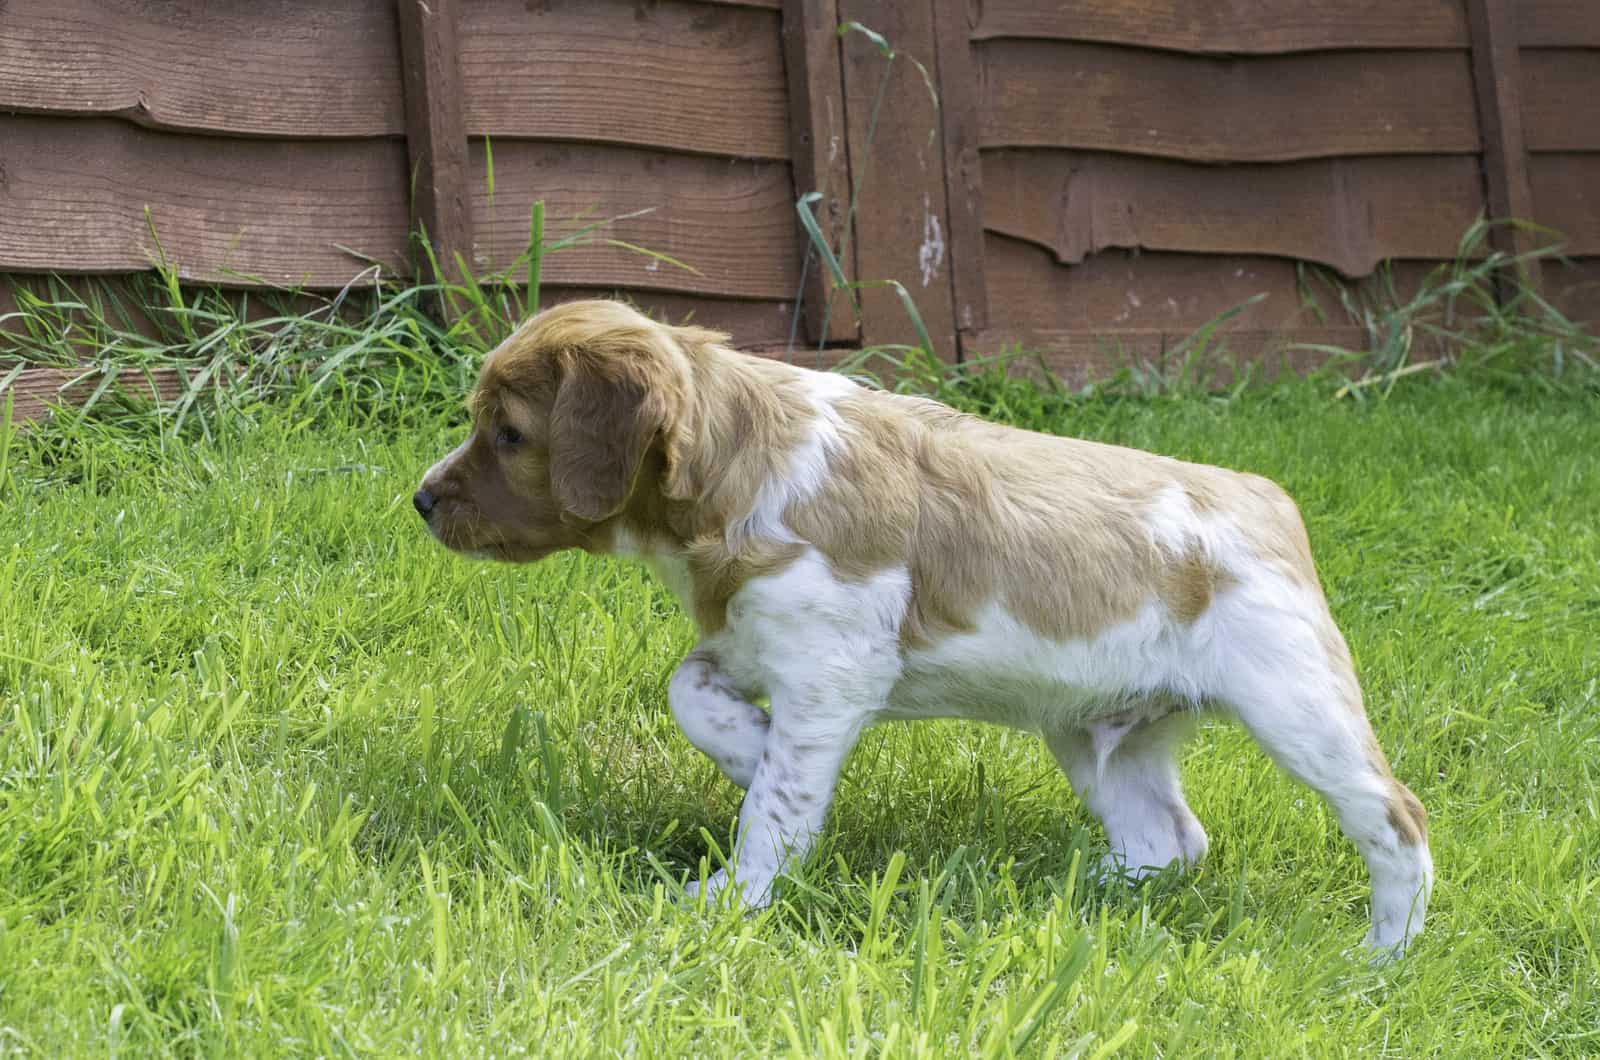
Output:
top-left (704, 549), bottom-right (910, 706)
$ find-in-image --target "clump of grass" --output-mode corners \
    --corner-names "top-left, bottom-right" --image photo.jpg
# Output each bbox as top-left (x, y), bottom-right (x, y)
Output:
top-left (3, 266), bottom-right (475, 434)
top-left (1295, 218), bottom-right (1599, 402)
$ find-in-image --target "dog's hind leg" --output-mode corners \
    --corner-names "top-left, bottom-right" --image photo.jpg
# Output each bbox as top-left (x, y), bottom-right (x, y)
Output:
top-left (1045, 712), bottom-right (1209, 879)
top-left (668, 651), bottom-right (770, 789)
top-left (1212, 591), bottom-right (1433, 954)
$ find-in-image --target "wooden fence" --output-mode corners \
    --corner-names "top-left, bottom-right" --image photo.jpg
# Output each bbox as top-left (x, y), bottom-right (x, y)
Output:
top-left (2, 0), bottom-right (1596, 382)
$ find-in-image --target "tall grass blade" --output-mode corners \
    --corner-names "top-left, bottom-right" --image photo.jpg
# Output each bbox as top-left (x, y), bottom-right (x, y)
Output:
top-left (527, 200), bottom-right (545, 316)
top-left (795, 192), bottom-right (853, 301)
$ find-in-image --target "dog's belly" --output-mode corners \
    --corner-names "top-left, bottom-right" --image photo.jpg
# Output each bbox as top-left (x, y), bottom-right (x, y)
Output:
top-left (883, 668), bottom-right (1112, 729)
top-left (882, 663), bottom-right (1186, 732)
top-left (882, 599), bottom-right (1205, 732)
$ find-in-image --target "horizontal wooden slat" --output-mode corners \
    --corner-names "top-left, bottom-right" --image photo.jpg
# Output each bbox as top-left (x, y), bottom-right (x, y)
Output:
top-left (0, 274), bottom-right (803, 350)
top-left (967, 326), bottom-right (1367, 387)
top-left (983, 151), bottom-right (1484, 277)
top-left (982, 234), bottom-right (1447, 335)
top-left (539, 288), bottom-right (804, 350)
top-left (1, 365), bottom-right (188, 425)
top-left (1530, 156), bottom-right (1600, 255)
top-left (0, 0), bottom-right (402, 137)
top-left (980, 41), bottom-right (1481, 161)
top-left (0, 287), bottom-right (810, 357)
top-left (0, 118), bottom-right (410, 286)
top-left (460, 0), bottom-right (789, 159)
top-left (468, 142), bottom-right (801, 300)
top-left (974, 0), bottom-right (1468, 54)
top-left (985, 234), bottom-right (1318, 334)
top-left (1541, 259), bottom-right (1600, 322)
top-left (1522, 51), bottom-right (1600, 151)
top-left (0, 276), bottom-right (346, 343)
top-left (1521, 1), bottom-right (1600, 47)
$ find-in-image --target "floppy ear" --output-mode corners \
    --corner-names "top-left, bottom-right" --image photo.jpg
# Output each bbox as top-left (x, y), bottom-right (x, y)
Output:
top-left (548, 358), bottom-right (663, 523)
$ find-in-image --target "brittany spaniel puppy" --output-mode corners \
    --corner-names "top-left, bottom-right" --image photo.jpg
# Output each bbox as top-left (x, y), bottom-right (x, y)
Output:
top-left (415, 300), bottom-right (1433, 953)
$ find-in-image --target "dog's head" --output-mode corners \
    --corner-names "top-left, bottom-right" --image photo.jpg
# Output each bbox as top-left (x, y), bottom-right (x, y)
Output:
top-left (414, 300), bottom-right (702, 561)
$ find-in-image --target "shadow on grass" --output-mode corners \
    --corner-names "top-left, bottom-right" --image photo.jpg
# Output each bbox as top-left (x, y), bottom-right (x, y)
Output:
top-left (325, 711), bottom-right (1298, 959)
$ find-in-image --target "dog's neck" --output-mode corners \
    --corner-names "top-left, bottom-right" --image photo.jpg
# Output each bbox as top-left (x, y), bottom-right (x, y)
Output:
top-left (615, 343), bottom-right (816, 551)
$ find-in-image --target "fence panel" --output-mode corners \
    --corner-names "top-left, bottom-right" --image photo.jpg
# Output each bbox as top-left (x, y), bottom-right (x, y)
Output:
top-left (1, 0), bottom-right (1595, 378)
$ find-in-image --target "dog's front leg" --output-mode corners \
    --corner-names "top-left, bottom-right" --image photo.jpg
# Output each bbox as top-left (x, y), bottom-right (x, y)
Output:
top-left (682, 553), bottom-right (908, 906)
top-left (687, 688), bottom-right (869, 907)
top-left (668, 651), bottom-right (771, 789)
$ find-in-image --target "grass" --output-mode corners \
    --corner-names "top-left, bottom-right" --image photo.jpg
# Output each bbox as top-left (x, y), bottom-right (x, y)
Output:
top-left (3, 349), bottom-right (1599, 1056)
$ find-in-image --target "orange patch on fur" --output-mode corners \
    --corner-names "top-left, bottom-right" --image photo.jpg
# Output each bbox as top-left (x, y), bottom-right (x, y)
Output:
top-left (1386, 781), bottom-right (1429, 846)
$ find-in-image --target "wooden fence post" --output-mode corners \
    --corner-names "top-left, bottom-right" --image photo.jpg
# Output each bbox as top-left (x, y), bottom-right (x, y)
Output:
top-left (1466, 0), bottom-right (1542, 296)
top-left (930, 0), bottom-right (987, 351)
top-left (397, 0), bottom-right (473, 288)
top-left (783, 0), bottom-right (858, 346)
top-left (837, 0), bottom-right (959, 358)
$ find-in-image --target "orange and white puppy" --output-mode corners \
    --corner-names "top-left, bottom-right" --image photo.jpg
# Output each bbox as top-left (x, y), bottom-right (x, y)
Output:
top-left (415, 300), bottom-right (1433, 953)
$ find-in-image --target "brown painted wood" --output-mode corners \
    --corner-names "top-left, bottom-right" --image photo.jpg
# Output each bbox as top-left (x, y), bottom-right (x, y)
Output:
top-left (985, 235), bottom-right (1326, 334)
top-left (980, 41), bottom-right (1481, 162)
top-left (460, 0), bottom-right (789, 160)
top-left (931, 0), bottom-right (989, 348)
top-left (1522, 51), bottom-right (1600, 151)
top-left (781, 0), bottom-right (858, 344)
top-left (1542, 259), bottom-right (1600, 322)
top-left (541, 288), bottom-right (855, 365)
top-left (1467, 0), bottom-right (1541, 292)
top-left (0, 274), bottom-right (802, 352)
top-left (838, 0), bottom-right (959, 357)
top-left (0, 118), bottom-right (410, 286)
top-left (0, 0), bottom-right (402, 137)
top-left (983, 151), bottom-right (1486, 278)
top-left (469, 142), bottom-right (801, 300)
top-left (978, 235), bottom-right (1456, 381)
top-left (966, 327), bottom-right (1367, 388)
top-left (398, 0), bottom-right (473, 286)
top-left (1521, 1), bottom-right (1600, 47)
top-left (539, 288), bottom-right (803, 348)
top-left (3, 365), bottom-right (189, 426)
top-left (983, 234), bottom-right (1446, 336)
top-left (974, 0), bottom-right (1468, 54)
top-left (1529, 156), bottom-right (1600, 256)
top-left (0, 276), bottom-right (356, 346)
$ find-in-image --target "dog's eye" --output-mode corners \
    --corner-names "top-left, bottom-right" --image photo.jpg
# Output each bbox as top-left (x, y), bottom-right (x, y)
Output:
top-left (495, 425), bottom-right (522, 448)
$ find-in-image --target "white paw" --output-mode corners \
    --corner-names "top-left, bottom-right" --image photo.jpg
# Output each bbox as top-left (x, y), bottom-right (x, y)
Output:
top-left (683, 868), bottom-right (775, 909)
top-left (683, 869), bottom-right (728, 903)
top-left (1094, 851), bottom-right (1179, 886)
top-left (1362, 923), bottom-right (1421, 962)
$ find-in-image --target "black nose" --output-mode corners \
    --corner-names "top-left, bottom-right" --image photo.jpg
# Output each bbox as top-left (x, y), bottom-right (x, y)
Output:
top-left (413, 488), bottom-right (437, 517)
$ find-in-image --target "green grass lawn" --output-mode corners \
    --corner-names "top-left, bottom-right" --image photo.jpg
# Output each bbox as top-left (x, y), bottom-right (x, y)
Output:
top-left (3, 370), bottom-right (1598, 1057)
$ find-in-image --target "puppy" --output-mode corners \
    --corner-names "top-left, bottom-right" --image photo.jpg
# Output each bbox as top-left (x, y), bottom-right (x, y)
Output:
top-left (416, 299), bottom-right (1433, 953)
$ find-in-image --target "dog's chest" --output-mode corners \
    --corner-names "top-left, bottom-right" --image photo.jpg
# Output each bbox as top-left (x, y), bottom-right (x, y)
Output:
top-left (702, 550), bottom-right (910, 698)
